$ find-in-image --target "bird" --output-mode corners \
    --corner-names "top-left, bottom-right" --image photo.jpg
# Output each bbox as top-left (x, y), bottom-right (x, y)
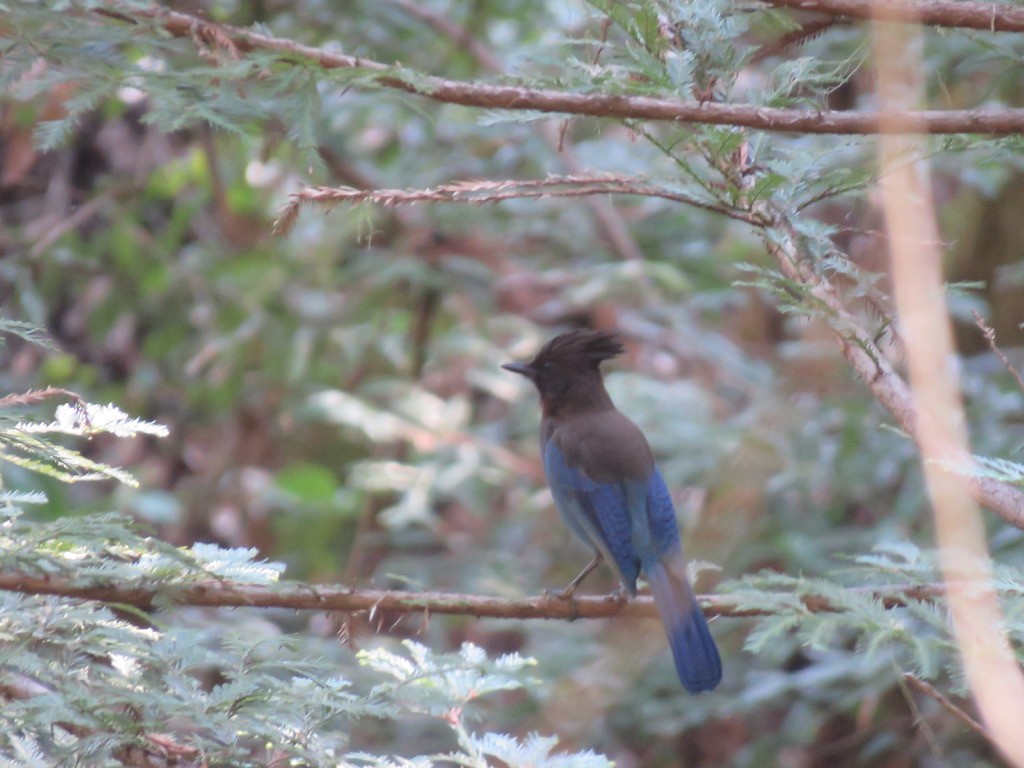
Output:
top-left (502, 329), bottom-right (722, 693)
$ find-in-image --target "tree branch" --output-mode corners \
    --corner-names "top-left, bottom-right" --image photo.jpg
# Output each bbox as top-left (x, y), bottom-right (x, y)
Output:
top-left (760, 210), bottom-right (1024, 529)
top-left (760, 0), bottom-right (1024, 34)
top-left (95, 1), bottom-right (1024, 136)
top-left (902, 673), bottom-right (990, 739)
top-left (974, 310), bottom-right (1024, 396)
top-left (272, 175), bottom-right (759, 236)
top-left (0, 386), bottom-right (88, 412)
top-left (0, 572), bottom-right (942, 619)
top-left (750, 18), bottom-right (846, 64)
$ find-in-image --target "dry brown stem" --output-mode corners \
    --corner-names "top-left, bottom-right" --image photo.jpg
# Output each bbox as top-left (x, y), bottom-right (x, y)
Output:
top-left (973, 310), bottom-right (1024, 395)
top-left (94, 1), bottom-right (1024, 136)
top-left (273, 175), bottom-right (759, 235)
top-left (0, 387), bottom-right (87, 411)
top-left (902, 673), bottom-right (989, 739)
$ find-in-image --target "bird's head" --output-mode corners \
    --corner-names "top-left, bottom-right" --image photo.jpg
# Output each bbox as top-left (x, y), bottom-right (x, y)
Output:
top-left (502, 329), bottom-right (623, 414)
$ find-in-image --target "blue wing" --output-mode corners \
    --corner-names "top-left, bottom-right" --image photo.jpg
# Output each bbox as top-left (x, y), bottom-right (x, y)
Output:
top-left (543, 438), bottom-right (643, 591)
top-left (643, 469), bottom-right (683, 557)
top-left (543, 440), bottom-right (722, 692)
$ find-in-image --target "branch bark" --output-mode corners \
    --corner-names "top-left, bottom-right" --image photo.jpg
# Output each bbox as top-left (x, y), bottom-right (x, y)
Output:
top-left (0, 572), bottom-right (942, 619)
top-left (95, 1), bottom-right (1024, 136)
top-left (761, 0), bottom-right (1024, 33)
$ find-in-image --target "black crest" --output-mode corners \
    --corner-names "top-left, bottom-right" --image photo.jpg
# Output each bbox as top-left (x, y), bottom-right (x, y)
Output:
top-left (532, 329), bottom-right (624, 369)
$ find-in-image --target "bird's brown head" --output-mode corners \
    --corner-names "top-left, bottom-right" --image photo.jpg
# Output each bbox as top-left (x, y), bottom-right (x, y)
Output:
top-left (502, 329), bottom-right (623, 415)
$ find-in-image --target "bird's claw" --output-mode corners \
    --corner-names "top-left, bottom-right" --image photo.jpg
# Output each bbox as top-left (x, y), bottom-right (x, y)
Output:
top-left (608, 586), bottom-right (629, 608)
top-left (543, 586), bottom-right (582, 621)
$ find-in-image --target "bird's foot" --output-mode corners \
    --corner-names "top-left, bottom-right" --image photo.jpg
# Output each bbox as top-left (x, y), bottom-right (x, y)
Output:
top-left (546, 583), bottom-right (578, 600)
top-left (543, 586), bottom-right (582, 621)
top-left (607, 586), bottom-right (630, 609)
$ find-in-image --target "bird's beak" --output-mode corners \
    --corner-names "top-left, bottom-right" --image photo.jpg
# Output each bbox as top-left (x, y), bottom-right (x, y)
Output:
top-left (501, 361), bottom-right (535, 379)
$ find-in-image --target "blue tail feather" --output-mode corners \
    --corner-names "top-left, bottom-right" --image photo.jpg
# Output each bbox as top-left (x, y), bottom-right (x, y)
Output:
top-left (644, 556), bottom-right (722, 693)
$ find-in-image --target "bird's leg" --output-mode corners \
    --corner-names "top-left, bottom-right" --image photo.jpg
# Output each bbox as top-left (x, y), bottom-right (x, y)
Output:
top-left (542, 552), bottom-right (604, 621)
top-left (560, 552), bottom-right (604, 598)
top-left (544, 551), bottom-right (603, 601)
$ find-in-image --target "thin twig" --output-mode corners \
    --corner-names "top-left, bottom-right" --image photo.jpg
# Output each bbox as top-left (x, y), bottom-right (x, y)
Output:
top-left (92, 1), bottom-right (1024, 136)
top-left (0, 572), bottom-right (944, 619)
top-left (273, 175), bottom-right (758, 235)
top-left (0, 387), bottom-right (87, 411)
top-left (902, 673), bottom-right (990, 739)
top-left (28, 189), bottom-right (114, 257)
top-left (973, 310), bottom-right (1024, 396)
top-left (751, 18), bottom-right (847, 64)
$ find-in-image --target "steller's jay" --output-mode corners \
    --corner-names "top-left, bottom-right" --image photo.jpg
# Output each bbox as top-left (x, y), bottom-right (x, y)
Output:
top-left (502, 329), bottom-right (722, 693)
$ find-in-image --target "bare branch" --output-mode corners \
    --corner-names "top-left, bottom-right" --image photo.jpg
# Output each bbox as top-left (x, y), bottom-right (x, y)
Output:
top-left (0, 571), bottom-right (943, 619)
top-left (973, 310), bottom-right (1024, 396)
top-left (273, 175), bottom-right (758, 235)
top-left (760, 0), bottom-right (1024, 34)
top-left (875, 16), bottom-right (1024, 757)
top-left (95, 1), bottom-right (1024, 136)
top-left (902, 673), bottom-right (990, 739)
top-left (0, 387), bottom-right (87, 411)
top-left (751, 18), bottom-right (847, 64)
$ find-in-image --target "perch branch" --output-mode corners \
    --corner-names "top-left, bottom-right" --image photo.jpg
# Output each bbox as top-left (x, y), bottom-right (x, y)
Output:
top-left (0, 572), bottom-right (943, 619)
